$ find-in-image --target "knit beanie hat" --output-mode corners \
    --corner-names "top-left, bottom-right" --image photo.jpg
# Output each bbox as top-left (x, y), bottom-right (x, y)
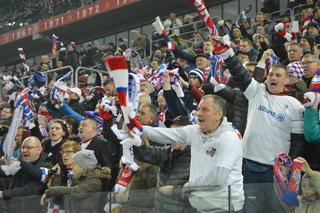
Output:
top-left (72, 150), bottom-right (97, 169)
top-left (189, 68), bottom-right (204, 82)
top-left (287, 61), bottom-right (304, 80)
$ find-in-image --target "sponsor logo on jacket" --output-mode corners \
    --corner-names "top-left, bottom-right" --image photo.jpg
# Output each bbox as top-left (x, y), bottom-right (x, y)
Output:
top-left (258, 105), bottom-right (285, 122)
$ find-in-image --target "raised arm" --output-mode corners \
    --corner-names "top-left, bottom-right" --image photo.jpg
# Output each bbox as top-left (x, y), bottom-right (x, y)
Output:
top-left (142, 126), bottom-right (191, 145)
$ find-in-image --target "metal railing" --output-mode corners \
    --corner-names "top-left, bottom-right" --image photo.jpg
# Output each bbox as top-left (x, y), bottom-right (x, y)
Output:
top-left (20, 65), bottom-right (74, 86)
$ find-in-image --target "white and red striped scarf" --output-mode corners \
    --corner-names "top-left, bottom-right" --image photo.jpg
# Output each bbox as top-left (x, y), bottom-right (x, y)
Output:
top-left (187, 0), bottom-right (218, 37)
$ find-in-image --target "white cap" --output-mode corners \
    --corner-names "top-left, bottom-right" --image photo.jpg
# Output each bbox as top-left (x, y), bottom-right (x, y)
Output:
top-left (68, 87), bottom-right (82, 98)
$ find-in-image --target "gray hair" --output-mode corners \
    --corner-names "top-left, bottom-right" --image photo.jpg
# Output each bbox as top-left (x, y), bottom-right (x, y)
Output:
top-left (201, 95), bottom-right (226, 116)
top-left (303, 53), bottom-right (320, 63)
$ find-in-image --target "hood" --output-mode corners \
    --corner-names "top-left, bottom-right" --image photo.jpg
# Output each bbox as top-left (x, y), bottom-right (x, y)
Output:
top-left (86, 167), bottom-right (111, 179)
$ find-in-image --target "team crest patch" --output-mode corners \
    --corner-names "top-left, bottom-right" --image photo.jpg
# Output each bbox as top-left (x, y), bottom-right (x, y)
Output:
top-left (206, 147), bottom-right (216, 157)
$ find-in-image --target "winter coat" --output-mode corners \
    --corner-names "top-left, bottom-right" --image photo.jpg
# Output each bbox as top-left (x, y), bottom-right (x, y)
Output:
top-left (42, 138), bottom-right (66, 166)
top-left (216, 87), bottom-right (248, 136)
top-left (303, 108), bottom-right (320, 170)
top-left (86, 135), bottom-right (120, 191)
top-left (1, 153), bottom-right (51, 200)
top-left (164, 89), bottom-right (189, 119)
top-left (64, 51), bottom-right (79, 70)
top-left (118, 160), bottom-right (158, 213)
top-left (296, 197), bottom-right (320, 213)
top-left (134, 145), bottom-right (195, 213)
top-left (215, 61), bottom-right (265, 136)
top-left (45, 167), bottom-right (111, 198)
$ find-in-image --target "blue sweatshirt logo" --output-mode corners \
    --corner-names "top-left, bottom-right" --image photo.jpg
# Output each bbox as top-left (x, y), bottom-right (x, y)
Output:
top-left (258, 105), bottom-right (285, 122)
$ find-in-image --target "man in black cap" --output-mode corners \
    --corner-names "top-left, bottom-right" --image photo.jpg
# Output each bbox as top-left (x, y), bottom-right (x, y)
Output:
top-left (132, 115), bottom-right (194, 213)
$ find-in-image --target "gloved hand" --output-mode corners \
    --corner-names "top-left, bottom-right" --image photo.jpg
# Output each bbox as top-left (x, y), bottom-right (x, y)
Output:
top-left (212, 35), bottom-right (235, 60)
top-left (120, 128), bottom-right (143, 147)
top-left (274, 23), bottom-right (285, 32)
top-left (210, 77), bottom-right (226, 93)
top-left (274, 23), bottom-right (293, 42)
top-left (1, 160), bottom-right (21, 176)
top-left (101, 96), bottom-right (117, 116)
top-left (50, 90), bottom-right (65, 109)
top-left (304, 92), bottom-right (320, 109)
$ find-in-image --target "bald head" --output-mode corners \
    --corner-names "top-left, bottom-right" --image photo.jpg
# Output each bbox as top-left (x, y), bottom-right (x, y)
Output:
top-left (21, 136), bottom-right (42, 163)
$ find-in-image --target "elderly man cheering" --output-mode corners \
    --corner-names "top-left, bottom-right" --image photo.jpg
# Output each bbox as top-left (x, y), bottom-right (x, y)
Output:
top-left (141, 95), bottom-right (244, 212)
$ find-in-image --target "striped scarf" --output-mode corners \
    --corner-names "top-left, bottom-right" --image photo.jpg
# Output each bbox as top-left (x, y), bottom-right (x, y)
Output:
top-left (15, 88), bottom-right (35, 129)
top-left (210, 55), bottom-right (223, 84)
top-left (274, 153), bottom-right (303, 212)
top-left (188, 0), bottom-right (218, 37)
top-left (309, 68), bottom-right (320, 92)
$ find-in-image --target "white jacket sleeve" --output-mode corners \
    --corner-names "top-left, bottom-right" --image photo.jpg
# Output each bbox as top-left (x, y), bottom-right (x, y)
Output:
top-left (142, 125), bottom-right (191, 145)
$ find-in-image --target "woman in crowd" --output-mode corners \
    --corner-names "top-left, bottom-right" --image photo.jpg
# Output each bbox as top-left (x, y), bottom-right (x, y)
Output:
top-left (42, 119), bottom-right (69, 166)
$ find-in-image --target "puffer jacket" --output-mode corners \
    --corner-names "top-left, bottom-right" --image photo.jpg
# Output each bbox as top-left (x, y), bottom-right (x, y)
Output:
top-left (215, 87), bottom-right (247, 135)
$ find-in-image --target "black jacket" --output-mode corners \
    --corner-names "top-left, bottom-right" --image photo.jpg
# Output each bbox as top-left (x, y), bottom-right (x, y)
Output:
top-left (134, 145), bottom-right (195, 213)
top-left (85, 135), bottom-right (119, 191)
top-left (1, 153), bottom-right (51, 200)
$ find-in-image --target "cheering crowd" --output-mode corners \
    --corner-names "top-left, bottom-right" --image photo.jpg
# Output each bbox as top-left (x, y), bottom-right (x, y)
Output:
top-left (0, 0), bottom-right (320, 212)
top-left (0, 0), bottom-right (98, 34)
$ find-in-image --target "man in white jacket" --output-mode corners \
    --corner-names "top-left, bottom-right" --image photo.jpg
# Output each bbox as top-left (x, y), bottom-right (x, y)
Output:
top-left (142, 95), bottom-right (244, 212)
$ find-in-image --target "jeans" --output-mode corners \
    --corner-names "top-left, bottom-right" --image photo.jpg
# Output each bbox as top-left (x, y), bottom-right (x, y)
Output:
top-left (243, 159), bottom-right (285, 213)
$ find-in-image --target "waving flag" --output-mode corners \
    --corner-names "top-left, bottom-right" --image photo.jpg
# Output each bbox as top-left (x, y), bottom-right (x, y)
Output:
top-left (148, 64), bottom-right (168, 90)
top-left (265, 52), bottom-right (280, 76)
top-left (130, 49), bottom-right (145, 69)
top-left (269, 52), bottom-right (280, 65)
top-left (14, 88), bottom-right (36, 129)
top-left (152, 16), bottom-right (175, 50)
top-left (3, 107), bottom-right (23, 161)
top-left (52, 34), bottom-right (59, 55)
top-left (148, 65), bottom-right (183, 97)
top-left (15, 88), bottom-right (35, 121)
top-left (128, 73), bottom-right (140, 116)
top-left (104, 56), bottom-right (128, 107)
top-left (210, 55), bottom-right (224, 84)
top-left (187, 0), bottom-right (218, 37)
top-left (50, 72), bottom-right (72, 104)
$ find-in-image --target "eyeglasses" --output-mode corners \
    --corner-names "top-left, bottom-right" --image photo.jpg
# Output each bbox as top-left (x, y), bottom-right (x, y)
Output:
top-left (60, 150), bottom-right (74, 155)
top-left (302, 61), bottom-right (317, 66)
top-left (21, 146), bottom-right (39, 150)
